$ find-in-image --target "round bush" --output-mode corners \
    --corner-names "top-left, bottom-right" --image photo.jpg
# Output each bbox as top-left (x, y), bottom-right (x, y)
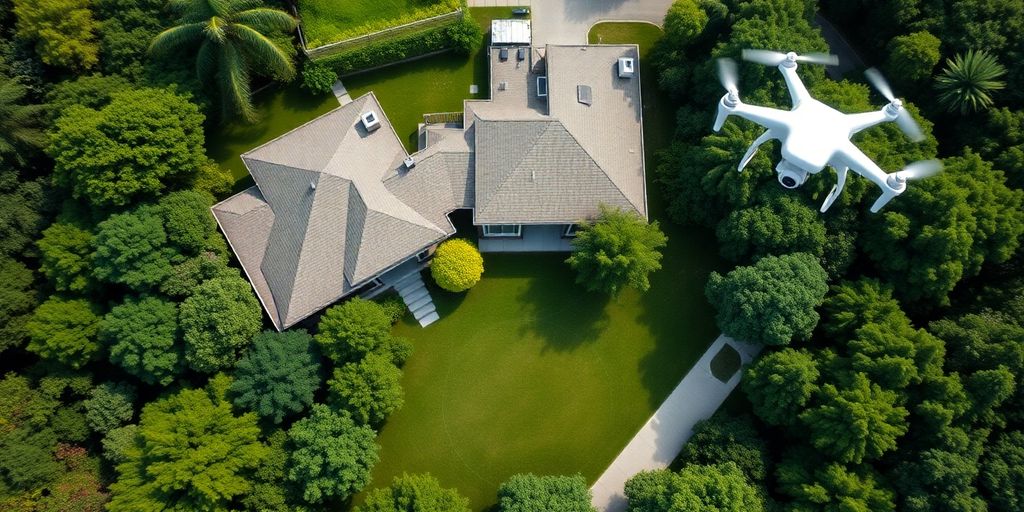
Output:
top-left (430, 239), bottom-right (483, 292)
top-left (302, 61), bottom-right (338, 94)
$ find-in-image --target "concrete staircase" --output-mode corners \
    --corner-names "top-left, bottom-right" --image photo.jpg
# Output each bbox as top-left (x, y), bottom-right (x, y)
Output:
top-left (393, 273), bottom-right (439, 327)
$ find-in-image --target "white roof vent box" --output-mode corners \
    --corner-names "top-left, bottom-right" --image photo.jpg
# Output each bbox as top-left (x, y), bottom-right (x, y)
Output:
top-left (361, 111), bottom-right (381, 132)
top-left (618, 57), bottom-right (635, 78)
top-left (404, 156), bottom-right (416, 170)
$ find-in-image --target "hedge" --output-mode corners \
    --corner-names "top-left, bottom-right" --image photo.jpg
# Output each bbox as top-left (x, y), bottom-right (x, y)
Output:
top-left (301, 0), bottom-right (463, 49)
top-left (315, 17), bottom-right (480, 75)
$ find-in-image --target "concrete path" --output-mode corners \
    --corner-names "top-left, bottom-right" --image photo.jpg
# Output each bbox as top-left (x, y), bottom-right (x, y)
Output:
top-left (590, 335), bottom-right (762, 512)
top-left (531, 0), bottom-right (673, 45)
top-left (467, 0), bottom-right (530, 6)
top-left (332, 80), bottom-right (352, 105)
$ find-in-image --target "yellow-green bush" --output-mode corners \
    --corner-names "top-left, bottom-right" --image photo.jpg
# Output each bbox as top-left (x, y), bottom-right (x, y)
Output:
top-left (430, 239), bottom-right (483, 292)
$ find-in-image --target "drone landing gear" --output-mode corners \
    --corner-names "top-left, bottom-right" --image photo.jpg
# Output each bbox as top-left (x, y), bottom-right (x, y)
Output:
top-left (820, 166), bottom-right (848, 213)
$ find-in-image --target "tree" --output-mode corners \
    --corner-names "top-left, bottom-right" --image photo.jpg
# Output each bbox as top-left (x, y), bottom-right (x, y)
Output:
top-left (0, 373), bottom-right (62, 493)
top-left (845, 318), bottom-right (945, 391)
top-left (431, 238), bottom-right (484, 293)
top-left (38, 222), bottom-right (94, 293)
top-left (26, 297), bottom-right (102, 369)
top-left (301, 60), bottom-right (337, 94)
top-left (929, 312), bottom-right (1024, 376)
top-left (0, 76), bottom-right (46, 165)
top-left (360, 473), bottom-right (470, 512)
top-left (101, 424), bottom-right (138, 464)
top-left (44, 73), bottom-right (132, 120)
top-left (885, 31), bottom-right (941, 85)
top-left (149, 0), bottom-right (297, 121)
top-left (179, 274), bottom-right (262, 373)
top-left (107, 374), bottom-right (269, 511)
top-left (980, 430), bottom-right (1024, 512)
top-left (49, 87), bottom-right (207, 207)
top-left (0, 257), bottom-right (37, 352)
top-left (861, 151), bottom-right (1024, 306)
top-left (94, 0), bottom-right (169, 81)
top-left (447, 16), bottom-right (483, 56)
top-left (91, 207), bottom-right (176, 290)
top-left (287, 404), bottom-right (379, 504)
top-left (13, 0), bottom-right (99, 70)
top-left (716, 194), bottom-right (826, 263)
top-left (742, 348), bottom-right (819, 427)
top-left (624, 463), bottom-right (764, 512)
top-left (820, 279), bottom-right (903, 338)
top-left (800, 373), bottom-right (908, 464)
top-left (316, 298), bottom-right (409, 364)
top-left (157, 190), bottom-right (217, 254)
top-left (230, 330), bottom-right (321, 424)
top-left (0, 170), bottom-right (46, 258)
top-left (83, 382), bottom-right (135, 434)
top-left (101, 295), bottom-right (183, 386)
top-left (936, 50), bottom-right (1007, 114)
top-left (566, 205), bottom-right (667, 295)
top-left (328, 353), bottom-right (404, 426)
top-left (893, 426), bottom-right (988, 512)
top-left (776, 456), bottom-right (895, 512)
top-left (705, 253), bottom-right (829, 345)
top-left (677, 413), bottom-right (771, 484)
top-left (497, 474), bottom-right (595, 512)
top-left (663, 0), bottom-right (709, 47)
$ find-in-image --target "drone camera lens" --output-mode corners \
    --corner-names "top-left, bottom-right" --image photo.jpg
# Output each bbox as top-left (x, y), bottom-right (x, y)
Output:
top-left (781, 176), bottom-right (797, 188)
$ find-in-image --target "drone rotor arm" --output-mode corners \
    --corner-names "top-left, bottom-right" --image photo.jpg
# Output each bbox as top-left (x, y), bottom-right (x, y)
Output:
top-left (729, 103), bottom-right (790, 132)
top-left (846, 108), bottom-right (893, 136)
top-left (835, 142), bottom-right (899, 213)
top-left (779, 64), bottom-right (811, 108)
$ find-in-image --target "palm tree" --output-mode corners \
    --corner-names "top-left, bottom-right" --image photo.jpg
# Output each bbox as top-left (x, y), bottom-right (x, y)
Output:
top-left (0, 77), bottom-right (46, 166)
top-left (150, 0), bottom-right (298, 121)
top-left (935, 49), bottom-right (1007, 115)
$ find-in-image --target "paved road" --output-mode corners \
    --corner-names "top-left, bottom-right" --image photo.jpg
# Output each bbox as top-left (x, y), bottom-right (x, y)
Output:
top-left (468, 0), bottom-right (673, 45)
top-left (589, 335), bottom-right (762, 512)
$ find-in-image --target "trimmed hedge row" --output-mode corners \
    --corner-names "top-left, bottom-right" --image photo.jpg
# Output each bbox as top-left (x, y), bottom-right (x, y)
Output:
top-left (314, 17), bottom-right (480, 75)
top-left (301, 0), bottom-right (463, 49)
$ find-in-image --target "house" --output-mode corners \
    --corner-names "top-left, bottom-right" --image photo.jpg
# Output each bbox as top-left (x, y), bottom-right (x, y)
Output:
top-left (212, 44), bottom-right (646, 331)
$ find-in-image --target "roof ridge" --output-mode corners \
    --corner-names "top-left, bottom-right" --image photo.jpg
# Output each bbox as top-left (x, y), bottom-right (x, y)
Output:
top-left (241, 95), bottom-right (369, 160)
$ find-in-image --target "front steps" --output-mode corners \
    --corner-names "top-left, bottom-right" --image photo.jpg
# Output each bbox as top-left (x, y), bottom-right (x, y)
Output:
top-left (393, 273), bottom-right (439, 327)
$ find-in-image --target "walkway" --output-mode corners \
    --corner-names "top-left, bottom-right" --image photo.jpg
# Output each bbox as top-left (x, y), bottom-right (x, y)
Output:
top-left (332, 80), bottom-right (352, 105)
top-left (590, 335), bottom-right (762, 512)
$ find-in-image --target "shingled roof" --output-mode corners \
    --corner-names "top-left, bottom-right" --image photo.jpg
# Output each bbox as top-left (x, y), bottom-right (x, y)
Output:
top-left (212, 93), bottom-right (469, 330)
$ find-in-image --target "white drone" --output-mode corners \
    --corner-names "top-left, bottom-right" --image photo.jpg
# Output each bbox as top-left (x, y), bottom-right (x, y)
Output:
top-left (713, 49), bottom-right (942, 213)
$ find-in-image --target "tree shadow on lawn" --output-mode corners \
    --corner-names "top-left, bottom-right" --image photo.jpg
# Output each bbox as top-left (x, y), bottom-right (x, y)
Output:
top-left (635, 225), bottom-right (723, 409)
top-left (509, 253), bottom-right (611, 352)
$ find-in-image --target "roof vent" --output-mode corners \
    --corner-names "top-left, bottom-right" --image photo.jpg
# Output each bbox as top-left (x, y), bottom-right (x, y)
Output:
top-left (498, 81), bottom-right (508, 91)
top-left (361, 111), bottom-right (381, 132)
top-left (310, 181), bottom-right (316, 190)
top-left (618, 57), bottom-right (635, 78)
top-left (577, 85), bottom-right (592, 105)
top-left (404, 156), bottom-right (416, 170)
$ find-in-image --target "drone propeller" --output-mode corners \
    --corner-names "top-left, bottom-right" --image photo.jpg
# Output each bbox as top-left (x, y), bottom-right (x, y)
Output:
top-left (741, 49), bottom-right (839, 67)
top-left (895, 159), bottom-right (942, 181)
top-left (717, 58), bottom-right (739, 95)
top-left (864, 68), bottom-right (925, 142)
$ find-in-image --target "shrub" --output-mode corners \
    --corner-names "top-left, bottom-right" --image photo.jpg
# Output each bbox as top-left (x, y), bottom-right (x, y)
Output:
top-left (431, 239), bottom-right (483, 292)
top-left (448, 15), bottom-right (481, 56)
top-left (359, 473), bottom-right (470, 512)
top-left (301, 60), bottom-right (337, 94)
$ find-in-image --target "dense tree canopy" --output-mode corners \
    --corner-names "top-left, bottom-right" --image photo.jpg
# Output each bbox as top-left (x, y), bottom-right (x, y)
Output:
top-left (328, 353), bottom-right (404, 427)
top-left (286, 404), bottom-right (379, 504)
top-left (360, 473), bottom-right (470, 512)
top-left (497, 474), bottom-right (596, 512)
top-left (0, 77), bottom-right (45, 166)
top-left (706, 252), bottom-right (829, 345)
top-left (107, 375), bottom-right (268, 511)
top-left (49, 87), bottom-right (207, 207)
top-left (25, 297), bottom-right (102, 368)
top-left (91, 206), bottom-right (175, 290)
top-left (37, 222), bottom-right (93, 292)
top-left (742, 348), bottom-right (820, 426)
top-left (0, 258), bottom-right (36, 352)
top-left (625, 462), bottom-right (764, 512)
top-left (13, 0), bottom-right (100, 70)
top-left (101, 295), bottom-right (183, 386)
top-left (0, 170), bottom-right (45, 259)
top-left (230, 330), bottom-right (321, 424)
top-left (83, 381), bottom-right (135, 434)
top-left (316, 298), bottom-right (411, 365)
top-left (885, 31), bottom-right (941, 86)
top-left (566, 205), bottom-right (668, 295)
top-left (716, 193), bottom-right (827, 263)
top-left (179, 274), bottom-right (262, 373)
top-left (776, 456), bottom-right (895, 512)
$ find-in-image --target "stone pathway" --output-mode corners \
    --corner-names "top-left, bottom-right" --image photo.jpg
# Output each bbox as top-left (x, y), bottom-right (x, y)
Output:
top-left (332, 80), bottom-right (352, 105)
top-left (590, 335), bottom-right (762, 512)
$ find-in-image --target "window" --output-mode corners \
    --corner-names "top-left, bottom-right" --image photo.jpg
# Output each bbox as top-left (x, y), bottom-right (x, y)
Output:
top-left (483, 224), bottom-right (521, 237)
top-left (564, 224), bottom-right (578, 237)
top-left (416, 248), bottom-right (431, 262)
top-left (537, 76), bottom-right (548, 97)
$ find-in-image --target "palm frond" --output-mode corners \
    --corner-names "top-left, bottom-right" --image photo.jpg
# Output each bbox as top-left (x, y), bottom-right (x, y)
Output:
top-left (219, 43), bottom-right (257, 122)
top-left (232, 24), bottom-right (296, 81)
top-left (935, 49), bottom-right (1007, 114)
top-left (207, 0), bottom-right (234, 18)
top-left (150, 23), bottom-right (206, 55)
top-left (234, 8), bottom-right (297, 33)
top-left (196, 39), bottom-right (219, 81)
top-left (205, 16), bottom-right (229, 44)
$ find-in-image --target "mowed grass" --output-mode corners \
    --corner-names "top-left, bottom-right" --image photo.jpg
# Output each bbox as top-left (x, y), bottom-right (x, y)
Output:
top-left (299, 0), bottom-right (461, 48)
top-left (349, 23), bottom-right (724, 510)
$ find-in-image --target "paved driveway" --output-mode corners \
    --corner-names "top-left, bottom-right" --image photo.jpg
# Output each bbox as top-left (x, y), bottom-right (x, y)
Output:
top-left (468, 0), bottom-right (673, 45)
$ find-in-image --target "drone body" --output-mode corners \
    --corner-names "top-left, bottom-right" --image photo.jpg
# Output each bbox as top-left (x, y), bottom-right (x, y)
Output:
top-left (714, 50), bottom-right (941, 213)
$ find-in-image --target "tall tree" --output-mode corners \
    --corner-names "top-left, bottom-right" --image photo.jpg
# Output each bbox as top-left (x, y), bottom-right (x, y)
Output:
top-left (316, 298), bottom-right (411, 365)
top-left (0, 77), bottom-right (46, 166)
top-left (625, 462), bottom-right (764, 512)
top-left (360, 473), bottom-right (470, 512)
top-left (566, 205), bottom-right (668, 295)
top-left (705, 252), bottom-right (829, 346)
top-left (776, 456), bottom-right (895, 512)
top-left (742, 348), bottom-right (820, 427)
top-left (885, 31), bottom-right (941, 86)
top-left (37, 222), bottom-right (94, 293)
top-left (230, 330), bottom-right (321, 424)
top-left (91, 206), bottom-right (176, 290)
top-left (179, 274), bottom-right (262, 372)
top-left (107, 374), bottom-right (269, 511)
top-left (149, 0), bottom-right (297, 121)
top-left (25, 297), bottom-right (102, 369)
top-left (101, 295), bottom-right (183, 386)
top-left (287, 404), bottom-right (379, 504)
top-left (328, 353), bottom-right (404, 427)
top-left (12, 0), bottom-right (100, 70)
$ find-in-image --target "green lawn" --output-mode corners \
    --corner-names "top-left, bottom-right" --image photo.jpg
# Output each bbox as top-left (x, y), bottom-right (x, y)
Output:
top-left (299, 0), bottom-right (462, 48)
top-left (348, 22), bottom-right (723, 510)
